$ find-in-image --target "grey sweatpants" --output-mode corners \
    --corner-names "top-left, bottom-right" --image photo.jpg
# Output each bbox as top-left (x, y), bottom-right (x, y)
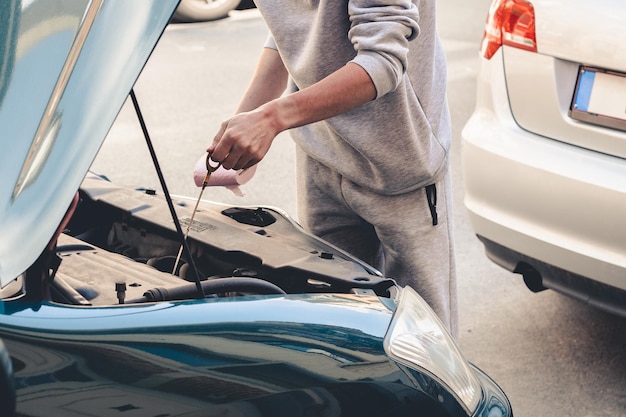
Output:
top-left (296, 147), bottom-right (458, 338)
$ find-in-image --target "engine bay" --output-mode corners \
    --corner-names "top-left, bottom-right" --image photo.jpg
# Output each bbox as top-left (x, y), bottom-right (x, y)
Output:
top-left (43, 174), bottom-right (395, 306)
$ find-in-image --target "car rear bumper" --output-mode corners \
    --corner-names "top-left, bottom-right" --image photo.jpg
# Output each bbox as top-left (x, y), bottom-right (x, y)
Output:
top-left (478, 235), bottom-right (626, 318)
top-left (462, 55), bottom-right (626, 297)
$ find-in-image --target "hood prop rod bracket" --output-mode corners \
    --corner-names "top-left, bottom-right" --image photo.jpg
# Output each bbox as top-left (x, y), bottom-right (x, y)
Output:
top-left (129, 89), bottom-right (205, 299)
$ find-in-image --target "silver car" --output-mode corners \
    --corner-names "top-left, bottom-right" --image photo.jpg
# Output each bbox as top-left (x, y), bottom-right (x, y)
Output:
top-left (462, 0), bottom-right (626, 316)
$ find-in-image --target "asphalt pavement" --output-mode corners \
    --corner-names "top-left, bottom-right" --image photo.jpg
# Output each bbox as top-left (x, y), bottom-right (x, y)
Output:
top-left (92, 4), bottom-right (626, 417)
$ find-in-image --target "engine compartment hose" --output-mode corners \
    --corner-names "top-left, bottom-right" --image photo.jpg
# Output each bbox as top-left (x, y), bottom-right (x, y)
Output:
top-left (139, 277), bottom-right (286, 302)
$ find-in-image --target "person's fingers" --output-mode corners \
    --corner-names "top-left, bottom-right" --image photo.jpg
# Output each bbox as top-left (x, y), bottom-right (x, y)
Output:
top-left (235, 154), bottom-right (259, 171)
top-left (207, 113), bottom-right (274, 170)
top-left (209, 124), bottom-right (235, 163)
top-left (219, 142), bottom-right (260, 170)
top-left (207, 120), bottom-right (229, 154)
top-left (219, 152), bottom-right (240, 170)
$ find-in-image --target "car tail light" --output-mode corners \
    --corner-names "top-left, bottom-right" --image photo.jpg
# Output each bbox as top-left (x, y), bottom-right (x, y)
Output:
top-left (480, 0), bottom-right (537, 59)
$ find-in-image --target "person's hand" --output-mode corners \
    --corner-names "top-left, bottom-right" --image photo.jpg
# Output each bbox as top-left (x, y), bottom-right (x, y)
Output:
top-left (208, 107), bottom-right (279, 170)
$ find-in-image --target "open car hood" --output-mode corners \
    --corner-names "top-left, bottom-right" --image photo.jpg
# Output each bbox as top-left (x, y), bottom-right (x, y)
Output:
top-left (0, 0), bottom-right (180, 287)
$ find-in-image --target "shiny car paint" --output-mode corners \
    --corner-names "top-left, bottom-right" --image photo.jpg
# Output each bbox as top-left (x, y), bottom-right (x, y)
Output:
top-left (0, 293), bottom-right (508, 416)
top-left (0, 0), bottom-right (179, 286)
top-left (462, 0), bottom-right (626, 315)
top-left (1, 295), bottom-right (412, 415)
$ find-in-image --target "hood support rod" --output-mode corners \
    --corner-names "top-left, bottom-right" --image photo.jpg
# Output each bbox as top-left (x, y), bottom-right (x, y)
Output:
top-left (129, 89), bottom-right (206, 299)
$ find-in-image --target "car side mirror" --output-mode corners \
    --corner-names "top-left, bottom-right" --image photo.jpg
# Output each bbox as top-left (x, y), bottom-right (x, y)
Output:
top-left (0, 339), bottom-right (15, 417)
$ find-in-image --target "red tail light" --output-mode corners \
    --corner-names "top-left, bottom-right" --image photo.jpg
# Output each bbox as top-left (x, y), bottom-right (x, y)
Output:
top-left (480, 0), bottom-right (537, 59)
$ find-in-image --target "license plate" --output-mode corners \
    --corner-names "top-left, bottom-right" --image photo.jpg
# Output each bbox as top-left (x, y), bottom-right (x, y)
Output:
top-left (569, 66), bottom-right (626, 132)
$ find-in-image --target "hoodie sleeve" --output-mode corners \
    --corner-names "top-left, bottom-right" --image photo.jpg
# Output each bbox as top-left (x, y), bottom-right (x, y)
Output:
top-left (348, 0), bottom-right (420, 98)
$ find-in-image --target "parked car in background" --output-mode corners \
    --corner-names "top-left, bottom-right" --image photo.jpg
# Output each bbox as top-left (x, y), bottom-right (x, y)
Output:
top-left (462, 0), bottom-right (626, 316)
top-left (173, 0), bottom-right (256, 22)
top-left (0, 1), bottom-right (512, 416)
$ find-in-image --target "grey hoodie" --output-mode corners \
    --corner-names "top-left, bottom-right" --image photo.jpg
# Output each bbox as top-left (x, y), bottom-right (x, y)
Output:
top-left (256, 0), bottom-right (450, 195)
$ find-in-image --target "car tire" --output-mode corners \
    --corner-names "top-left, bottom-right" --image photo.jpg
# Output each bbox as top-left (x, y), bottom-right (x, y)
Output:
top-left (173, 0), bottom-right (241, 22)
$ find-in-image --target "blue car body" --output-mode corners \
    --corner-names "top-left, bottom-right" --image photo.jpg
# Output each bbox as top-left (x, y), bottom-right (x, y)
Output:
top-left (0, 293), bottom-right (508, 417)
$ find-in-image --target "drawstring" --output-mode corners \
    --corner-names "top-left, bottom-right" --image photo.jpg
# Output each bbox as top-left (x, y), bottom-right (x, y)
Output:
top-left (425, 184), bottom-right (438, 226)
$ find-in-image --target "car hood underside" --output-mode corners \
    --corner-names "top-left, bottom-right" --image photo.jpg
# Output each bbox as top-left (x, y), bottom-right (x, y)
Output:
top-left (0, 0), bottom-right (180, 287)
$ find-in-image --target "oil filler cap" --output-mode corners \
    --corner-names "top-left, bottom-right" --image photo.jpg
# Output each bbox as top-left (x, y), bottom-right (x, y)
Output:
top-left (221, 207), bottom-right (277, 227)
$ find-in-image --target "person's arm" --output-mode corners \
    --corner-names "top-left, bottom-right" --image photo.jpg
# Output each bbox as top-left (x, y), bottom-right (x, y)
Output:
top-left (209, 53), bottom-right (376, 170)
top-left (273, 61), bottom-right (376, 132)
top-left (235, 47), bottom-right (289, 113)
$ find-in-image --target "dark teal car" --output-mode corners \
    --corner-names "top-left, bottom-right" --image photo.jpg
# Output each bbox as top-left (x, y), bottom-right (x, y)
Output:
top-left (0, 1), bottom-right (512, 416)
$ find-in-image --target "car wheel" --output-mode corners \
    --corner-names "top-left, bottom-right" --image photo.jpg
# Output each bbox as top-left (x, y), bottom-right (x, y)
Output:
top-left (173, 0), bottom-right (241, 22)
